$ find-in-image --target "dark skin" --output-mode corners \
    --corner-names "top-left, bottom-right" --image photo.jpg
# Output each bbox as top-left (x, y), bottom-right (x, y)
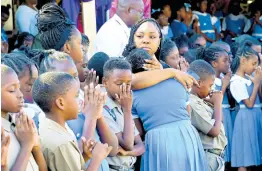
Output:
top-left (1, 68), bottom-right (47, 171)
top-left (103, 69), bottom-right (145, 155)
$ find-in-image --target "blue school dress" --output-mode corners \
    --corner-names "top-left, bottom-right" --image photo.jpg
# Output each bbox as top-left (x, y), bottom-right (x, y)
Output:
top-left (132, 79), bottom-right (208, 171)
top-left (223, 14), bottom-right (250, 44)
top-left (193, 11), bottom-right (215, 46)
top-left (230, 75), bottom-right (261, 167)
top-left (212, 16), bottom-right (222, 41)
top-left (170, 20), bottom-right (188, 38)
top-left (215, 11), bottom-right (223, 20)
top-left (252, 16), bottom-right (262, 41)
top-left (214, 78), bottom-right (233, 162)
top-left (161, 26), bottom-right (173, 39)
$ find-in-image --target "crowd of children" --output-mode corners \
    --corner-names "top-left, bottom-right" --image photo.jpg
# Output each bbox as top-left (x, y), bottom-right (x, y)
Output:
top-left (1, 0), bottom-right (262, 171)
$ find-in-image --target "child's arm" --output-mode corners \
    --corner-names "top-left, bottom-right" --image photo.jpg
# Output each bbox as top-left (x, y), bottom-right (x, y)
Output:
top-left (206, 92), bottom-right (223, 137)
top-left (134, 118), bottom-right (145, 139)
top-left (96, 117), bottom-right (119, 156)
top-left (115, 84), bottom-right (134, 151)
top-left (200, 32), bottom-right (214, 43)
top-left (132, 68), bottom-right (198, 90)
top-left (32, 147), bottom-right (48, 171)
top-left (118, 135), bottom-right (145, 157)
top-left (221, 72), bottom-right (232, 94)
top-left (243, 71), bottom-right (262, 108)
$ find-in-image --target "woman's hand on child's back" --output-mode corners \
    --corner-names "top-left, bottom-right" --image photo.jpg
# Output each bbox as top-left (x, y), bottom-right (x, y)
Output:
top-left (83, 83), bottom-right (107, 119)
top-left (15, 111), bottom-right (37, 149)
top-left (1, 127), bottom-right (10, 170)
top-left (143, 58), bottom-right (163, 70)
top-left (115, 83), bottom-right (133, 113)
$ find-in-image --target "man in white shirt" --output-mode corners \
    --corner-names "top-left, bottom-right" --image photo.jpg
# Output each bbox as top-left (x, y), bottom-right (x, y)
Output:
top-left (93, 0), bottom-right (144, 57)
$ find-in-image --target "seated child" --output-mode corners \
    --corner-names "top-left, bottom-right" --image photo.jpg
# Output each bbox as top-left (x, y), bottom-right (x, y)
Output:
top-left (208, 1), bottom-right (222, 41)
top-left (250, 4), bottom-right (262, 41)
top-left (33, 72), bottom-right (113, 171)
top-left (102, 58), bottom-right (145, 170)
top-left (189, 33), bottom-right (207, 49)
top-left (152, 9), bottom-right (173, 39)
top-left (188, 60), bottom-right (227, 171)
top-left (126, 50), bottom-right (208, 171)
top-left (1, 64), bottom-right (47, 171)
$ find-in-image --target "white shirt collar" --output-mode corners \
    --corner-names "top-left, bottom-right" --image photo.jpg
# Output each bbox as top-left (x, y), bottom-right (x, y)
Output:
top-left (230, 74), bottom-right (252, 86)
top-left (228, 14), bottom-right (244, 20)
top-left (112, 14), bottom-right (130, 37)
top-left (215, 77), bottom-right (222, 86)
top-left (193, 11), bottom-right (207, 16)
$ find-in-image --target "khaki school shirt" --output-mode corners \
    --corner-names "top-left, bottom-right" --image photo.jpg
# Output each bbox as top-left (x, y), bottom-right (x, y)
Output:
top-left (39, 118), bottom-right (86, 171)
top-left (103, 96), bottom-right (139, 168)
top-left (189, 94), bottom-right (227, 150)
top-left (1, 115), bottom-right (39, 171)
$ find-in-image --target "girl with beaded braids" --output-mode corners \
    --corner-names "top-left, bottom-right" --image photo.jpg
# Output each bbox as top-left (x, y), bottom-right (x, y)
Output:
top-left (1, 52), bottom-right (38, 104)
top-left (122, 18), bottom-right (199, 91)
top-left (229, 42), bottom-right (262, 170)
top-left (36, 3), bottom-right (85, 82)
top-left (197, 46), bottom-right (233, 163)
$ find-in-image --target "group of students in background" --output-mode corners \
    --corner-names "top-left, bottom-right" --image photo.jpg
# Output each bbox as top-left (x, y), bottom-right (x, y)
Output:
top-left (1, 0), bottom-right (262, 171)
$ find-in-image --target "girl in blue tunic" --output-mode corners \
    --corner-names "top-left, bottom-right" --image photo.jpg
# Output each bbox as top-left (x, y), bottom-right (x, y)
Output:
top-left (230, 42), bottom-right (262, 171)
top-left (123, 18), bottom-right (208, 171)
top-left (193, 0), bottom-right (218, 46)
top-left (198, 45), bottom-right (233, 163)
top-left (250, 8), bottom-right (262, 41)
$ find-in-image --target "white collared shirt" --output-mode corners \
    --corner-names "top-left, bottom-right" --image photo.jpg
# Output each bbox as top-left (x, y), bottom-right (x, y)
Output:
top-left (230, 75), bottom-right (252, 103)
top-left (93, 14), bottom-right (130, 57)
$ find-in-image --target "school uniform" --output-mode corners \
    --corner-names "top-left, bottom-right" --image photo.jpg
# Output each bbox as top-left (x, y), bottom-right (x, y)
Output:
top-left (39, 118), bottom-right (86, 171)
top-left (252, 16), bottom-right (262, 41)
top-left (211, 16), bottom-right (222, 41)
top-left (193, 11), bottom-right (216, 46)
top-left (103, 95), bottom-right (139, 171)
top-left (161, 25), bottom-right (173, 39)
top-left (190, 93), bottom-right (227, 171)
top-left (230, 75), bottom-right (261, 167)
top-left (132, 79), bottom-right (208, 171)
top-left (222, 14), bottom-right (251, 44)
top-left (66, 88), bottom-right (110, 171)
top-left (212, 77), bottom-right (232, 162)
top-left (2, 115), bottom-right (39, 171)
top-left (170, 20), bottom-right (188, 38)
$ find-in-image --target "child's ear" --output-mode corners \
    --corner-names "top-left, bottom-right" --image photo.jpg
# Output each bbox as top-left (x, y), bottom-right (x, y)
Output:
top-left (55, 98), bottom-right (66, 111)
top-left (240, 57), bottom-right (246, 65)
top-left (211, 61), bottom-right (218, 68)
top-left (63, 42), bottom-right (71, 54)
top-left (102, 77), bottom-right (107, 87)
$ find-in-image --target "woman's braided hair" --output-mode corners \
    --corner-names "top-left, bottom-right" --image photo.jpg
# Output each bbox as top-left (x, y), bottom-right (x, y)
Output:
top-left (122, 18), bottom-right (163, 59)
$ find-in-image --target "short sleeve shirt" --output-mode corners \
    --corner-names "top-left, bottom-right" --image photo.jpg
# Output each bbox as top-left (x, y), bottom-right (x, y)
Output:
top-left (39, 118), bottom-right (86, 171)
top-left (189, 94), bottom-right (227, 150)
top-left (230, 75), bottom-right (251, 103)
top-left (103, 96), bottom-right (139, 167)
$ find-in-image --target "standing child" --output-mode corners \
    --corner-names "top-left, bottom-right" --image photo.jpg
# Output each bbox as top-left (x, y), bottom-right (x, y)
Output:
top-left (198, 46), bottom-right (233, 163)
top-left (208, 1), bottom-right (222, 41)
top-left (126, 50), bottom-right (208, 171)
top-left (230, 42), bottom-right (262, 170)
top-left (222, 0), bottom-right (251, 44)
top-left (189, 60), bottom-right (227, 171)
top-left (193, 0), bottom-right (218, 46)
top-left (152, 10), bottom-right (173, 39)
top-left (102, 58), bottom-right (145, 171)
top-left (1, 64), bottom-right (47, 171)
top-left (250, 7), bottom-right (262, 42)
top-left (33, 72), bottom-right (113, 171)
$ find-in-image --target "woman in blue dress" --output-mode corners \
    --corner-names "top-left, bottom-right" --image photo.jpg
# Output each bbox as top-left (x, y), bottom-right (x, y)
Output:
top-left (230, 42), bottom-right (261, 171)
top-left (123, 18), bottom-right (208, 171)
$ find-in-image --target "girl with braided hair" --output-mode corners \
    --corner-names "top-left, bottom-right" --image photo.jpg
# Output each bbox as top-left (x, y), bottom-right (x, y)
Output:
top-left (1, 52), bottom-right (38, 104)
top-left (36, 3), bottom-right (85, 82)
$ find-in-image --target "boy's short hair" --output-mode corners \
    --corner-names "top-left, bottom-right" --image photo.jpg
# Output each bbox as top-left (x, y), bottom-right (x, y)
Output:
top-left (187, 60), bottom-right (215, 81)
top-left (88, 52), bottom-right (110, 84)
top-left (32, 72), bottom-right (76, 113)
top-left (125, 48), bottom-right (152, 73)
top-left (103, 58), bottom-right (132, 77)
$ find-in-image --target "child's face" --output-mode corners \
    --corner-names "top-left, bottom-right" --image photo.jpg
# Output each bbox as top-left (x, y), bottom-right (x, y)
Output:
top-left (179, 46), bottom-right (189, 56)
top-left (1, 13), bottom-right (9, 28)
top-left (197, 75), bottom-right (215, 98)
top-left (52, 59), bottom-right (79, 82)
top-left (134, 22), bottom-right (161, 56)
top-left (19, 65), bottom-right (38, 103)
top-left (166, 47), bottom-right (180, 69)
top-left (255, 11), bottom-right (261, 18)
top-left (200, 0), bottom-right (208, 13)
top-left (194, 37), bottom-right (207, 48)
top-left (78, 51), bottom-right (89, 82)
top-left (210, 3), bottom-right (217, 16)
top-left (157, 14), bottom-right (169, 27)
top-left (213, 51), bottom-right (230, 74)
top-left (251, 45), bottom-right (262, 67)
top-left (103, 69), bottom-right (132, 100)
top-left (179, 7), bottom-right (187, 20)
top-left (1, 70), bottom-right (24, 113)
top-left (1, 41), bottom-right (8, 53)
top-left (162, 5), bottom-right (172, 18)
top-left (59, 80), bottom-right (80, 120)
top-left (242, 55), bottom-right (259, 75)
top-left (185, 9), bottom-right (193, 21)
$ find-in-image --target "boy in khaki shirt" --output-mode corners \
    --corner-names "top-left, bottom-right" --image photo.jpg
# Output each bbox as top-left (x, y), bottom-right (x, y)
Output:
top-left (188, 60), bottom-right (227, 171)
top-left (33, 72), bottom-right (112, 171)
